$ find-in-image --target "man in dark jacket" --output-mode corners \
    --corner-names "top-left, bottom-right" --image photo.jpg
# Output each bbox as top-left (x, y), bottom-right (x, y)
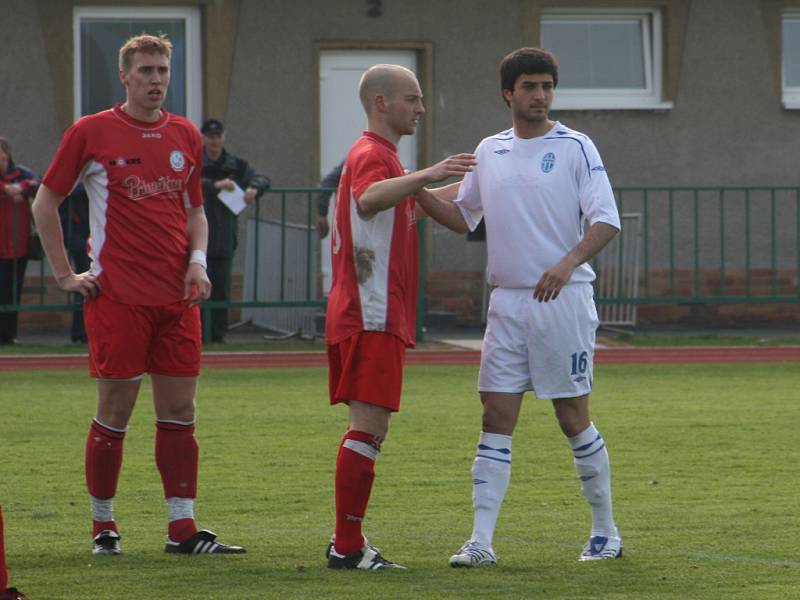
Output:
top-left (200, 119), bottom-right (270, 342)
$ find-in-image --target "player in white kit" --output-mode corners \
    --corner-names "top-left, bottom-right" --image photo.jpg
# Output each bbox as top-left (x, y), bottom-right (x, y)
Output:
top-left (415, 47), bottom-right (622, 565)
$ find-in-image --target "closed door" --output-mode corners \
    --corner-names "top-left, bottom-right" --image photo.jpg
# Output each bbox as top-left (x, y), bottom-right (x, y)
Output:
top-left (319, 49), bottom-right (418, 293)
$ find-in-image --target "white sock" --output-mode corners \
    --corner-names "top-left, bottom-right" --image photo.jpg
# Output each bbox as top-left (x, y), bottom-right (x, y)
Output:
top-left (568, 422), bottom-right (617, 537)
top-left (90, 496), bottom-right (114, 523)
top-left (167, 497), bottom-right (195, 522)
top-left (470, 431), bottom-right (512, 548)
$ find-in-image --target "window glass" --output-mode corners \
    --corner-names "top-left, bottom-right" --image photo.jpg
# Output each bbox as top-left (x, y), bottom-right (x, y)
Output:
top-left (74, 7), bottom-right (201, 122)
top-left (542, 19), bottom-right (645, 89)
top-left (79, 18), bottom-right (186, 116)
top-left (540, 10), bottom-right (669, 110)
top-left (783, 18), bottom-right (800, 87)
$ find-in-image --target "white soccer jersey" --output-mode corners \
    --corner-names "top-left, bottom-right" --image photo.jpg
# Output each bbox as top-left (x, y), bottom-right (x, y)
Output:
top-left (455, 122), bottom-right (620, 288)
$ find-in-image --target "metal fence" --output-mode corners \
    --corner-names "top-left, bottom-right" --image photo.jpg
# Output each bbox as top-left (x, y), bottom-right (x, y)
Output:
top-left (600, 186), bottom-right (800, 304)
top-left (3, 186), bottom-right (799, 337)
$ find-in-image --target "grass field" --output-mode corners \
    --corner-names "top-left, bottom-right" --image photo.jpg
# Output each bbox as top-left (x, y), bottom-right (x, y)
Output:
top-left (1, 362), bottom-right (798, 599)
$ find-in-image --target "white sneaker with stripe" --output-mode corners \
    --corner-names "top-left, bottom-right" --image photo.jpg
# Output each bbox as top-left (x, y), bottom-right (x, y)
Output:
top-left (449, 540), bottom-right (497, 567)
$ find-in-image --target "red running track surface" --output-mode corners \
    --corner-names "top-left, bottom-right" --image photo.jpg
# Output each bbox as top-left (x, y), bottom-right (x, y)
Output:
top-left (1, 346), bottom-right (799, 372)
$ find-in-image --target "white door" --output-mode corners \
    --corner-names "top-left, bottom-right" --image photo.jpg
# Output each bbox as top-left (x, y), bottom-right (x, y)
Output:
top-left (319, 49), bottom-right (418, 293)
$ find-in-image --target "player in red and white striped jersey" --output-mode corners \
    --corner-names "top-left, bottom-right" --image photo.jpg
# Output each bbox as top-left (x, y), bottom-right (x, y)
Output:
top-left (325, 64), bottom-right (475, 570)
top-left (32, 33), bottom-right (243, 556)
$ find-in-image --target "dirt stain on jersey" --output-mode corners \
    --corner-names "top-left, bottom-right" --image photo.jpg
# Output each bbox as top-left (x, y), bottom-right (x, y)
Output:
top-left (354, 246), bottom-right (375, 284)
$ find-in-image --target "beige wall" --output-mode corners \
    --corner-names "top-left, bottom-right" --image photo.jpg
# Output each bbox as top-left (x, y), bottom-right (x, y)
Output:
top-left (2, 0), bottom-right (799, 324)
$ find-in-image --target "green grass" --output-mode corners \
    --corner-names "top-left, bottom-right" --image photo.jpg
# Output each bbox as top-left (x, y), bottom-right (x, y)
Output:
top-left (1, 363), bottom-right (798, 599)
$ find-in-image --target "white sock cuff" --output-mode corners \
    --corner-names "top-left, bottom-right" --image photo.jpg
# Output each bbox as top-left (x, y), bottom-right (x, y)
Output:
top-left (343, 438), bottom-right (379, 461)
top-left (476, 431), bottom-right (512, 464)
top-left (93, 418), bottom-right (128, 434)
top-left (568, 422), bottom-right (599, 448)
top-left (157, 419), bottom-right (196, 427)
top-left (90, 496), bottom-right (114, 522)
top-left (167, 497), bottom-right (195, 522)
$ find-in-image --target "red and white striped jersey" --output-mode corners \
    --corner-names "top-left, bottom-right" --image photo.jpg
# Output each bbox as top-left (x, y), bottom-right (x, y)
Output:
top-left (43, 104), bottom-right (203, 305)
top-left (326, 131), bottom-right (419, 347)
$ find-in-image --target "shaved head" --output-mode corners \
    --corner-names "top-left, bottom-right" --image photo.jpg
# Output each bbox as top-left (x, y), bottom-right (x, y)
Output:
top-left (358, 64), bottom-right (418, 113)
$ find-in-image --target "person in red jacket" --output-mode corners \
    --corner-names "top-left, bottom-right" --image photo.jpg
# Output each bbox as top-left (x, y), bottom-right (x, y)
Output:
top-left (0, 136), bottom-right (39, 345)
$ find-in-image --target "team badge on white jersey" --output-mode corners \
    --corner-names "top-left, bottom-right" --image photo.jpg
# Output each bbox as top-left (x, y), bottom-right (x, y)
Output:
top-left (169, 150), bottom-right (185, 172)
top-left (541, 152), bottom-right (555, 173)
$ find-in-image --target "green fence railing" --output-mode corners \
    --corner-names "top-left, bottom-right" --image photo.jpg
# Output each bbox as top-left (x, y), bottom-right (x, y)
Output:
top-left (3, 186), bottom-right (799, 338)
top-left (593, 186), bottom-right (800, 306)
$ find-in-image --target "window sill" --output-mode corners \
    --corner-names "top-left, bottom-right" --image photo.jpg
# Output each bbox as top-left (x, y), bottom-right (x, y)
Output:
top-left (552, 100), bottom-right (674, 111)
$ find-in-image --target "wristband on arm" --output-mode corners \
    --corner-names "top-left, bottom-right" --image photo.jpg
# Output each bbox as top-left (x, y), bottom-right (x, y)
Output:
top-left (189, 249), bottom-right (207, 269)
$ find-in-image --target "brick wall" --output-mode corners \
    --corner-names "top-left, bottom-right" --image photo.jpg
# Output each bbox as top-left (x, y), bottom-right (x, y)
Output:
top-left (425, 268), bottom-right (800, 326)
top-left (425, 271), bottom-right (486, 326)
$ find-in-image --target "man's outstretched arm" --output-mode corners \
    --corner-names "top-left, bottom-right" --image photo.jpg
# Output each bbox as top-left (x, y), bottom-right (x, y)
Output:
top-left (415, 182), bottom-right (470, 234)
top-left (358, 153), bottom-right (475, 217)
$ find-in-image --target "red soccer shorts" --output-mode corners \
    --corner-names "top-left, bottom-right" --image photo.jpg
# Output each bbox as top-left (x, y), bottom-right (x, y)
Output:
top-left (327, 331), bottom-right (406, 412)
top-left (85, 294), bottom-right (201, 379)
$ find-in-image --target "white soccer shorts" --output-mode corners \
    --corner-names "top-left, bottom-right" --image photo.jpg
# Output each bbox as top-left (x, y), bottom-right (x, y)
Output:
top-left (478, 284), bottom-right (599, 399)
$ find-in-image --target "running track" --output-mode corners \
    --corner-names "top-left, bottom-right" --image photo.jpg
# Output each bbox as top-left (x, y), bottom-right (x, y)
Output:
top-left (1, 346), bottom-right (799, 371)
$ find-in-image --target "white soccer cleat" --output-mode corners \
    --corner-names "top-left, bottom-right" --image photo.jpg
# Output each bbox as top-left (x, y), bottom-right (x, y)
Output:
top-left (579, 534), bottom-right (623, 561)
top-left (449, 540), bottom-right (497, 568)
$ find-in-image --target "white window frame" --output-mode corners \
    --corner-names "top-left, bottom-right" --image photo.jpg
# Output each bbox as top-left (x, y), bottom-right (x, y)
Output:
top-left (782, 11), bottom-right (800, 109)
top-left (73, 6), bottom-right (203, 124)
top-left (541, 8), bottom-right (672, 110)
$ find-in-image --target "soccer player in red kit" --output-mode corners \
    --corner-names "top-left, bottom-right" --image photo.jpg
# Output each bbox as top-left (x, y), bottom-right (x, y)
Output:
top-left (32, 34), bottom-right (244, 556)
top-left (325, 64), bottom-right (475, 569)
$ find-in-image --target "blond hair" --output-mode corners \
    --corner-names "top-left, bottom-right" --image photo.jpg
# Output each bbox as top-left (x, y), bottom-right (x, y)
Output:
top-left (118, 33), bottom-right (173, 72)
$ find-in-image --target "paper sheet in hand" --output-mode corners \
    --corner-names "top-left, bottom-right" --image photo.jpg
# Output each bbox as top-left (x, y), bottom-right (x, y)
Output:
top-left (218, 182), bottom-right (247, 215)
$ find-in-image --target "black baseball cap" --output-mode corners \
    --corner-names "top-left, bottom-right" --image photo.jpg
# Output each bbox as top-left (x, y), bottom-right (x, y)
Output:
top-left (201, 119), bottom-right (224, 134)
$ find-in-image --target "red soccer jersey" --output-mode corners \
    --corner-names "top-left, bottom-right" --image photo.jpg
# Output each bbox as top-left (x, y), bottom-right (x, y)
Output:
top-left (43, 104), bottom-right (203, 305)
top-left (325, 131), bottom-right (419, 347)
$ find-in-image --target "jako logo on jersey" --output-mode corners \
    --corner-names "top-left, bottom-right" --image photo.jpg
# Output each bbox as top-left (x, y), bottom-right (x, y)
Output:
top-left (142, 132), bottom-right (162, 138)
top-left (169, 150), bottom-right (186, 172)
top-left (541, 152), bottom-right (555, 173)
top-left (494, 149), bottom-right (510, 155)
top-left (124, 175), bottom-right (182, 201)
top-left (592, 165), bottom-right (606, 172)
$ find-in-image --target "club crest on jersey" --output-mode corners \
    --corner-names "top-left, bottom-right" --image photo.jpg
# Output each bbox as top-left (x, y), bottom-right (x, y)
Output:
top-left (541, 152), bottom-right (555, 173)
top-left (169, 150), bottom-right (185, 172)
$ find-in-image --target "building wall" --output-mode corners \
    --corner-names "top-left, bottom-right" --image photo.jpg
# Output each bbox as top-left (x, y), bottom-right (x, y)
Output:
top-left (2, 0), bottom-right (799, 330)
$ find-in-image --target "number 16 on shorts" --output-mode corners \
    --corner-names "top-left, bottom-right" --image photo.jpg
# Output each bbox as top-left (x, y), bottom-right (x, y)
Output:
top-left (570, 351), bottom-right (589, 374)
top-left (570, 351), bottom-right (589, 382)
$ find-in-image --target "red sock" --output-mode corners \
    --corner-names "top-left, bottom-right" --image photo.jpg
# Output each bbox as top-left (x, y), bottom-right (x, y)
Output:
top-left (85, 420), bottom-right (125, 536)
top-left (0, 504), bottom-right (8, 591)
top-left (92, 520), bottom-right (118, 538)
top-left (156, 421), bottom-right (199, 541)
top-left (168, 518), bottom-right (197, 543)
top-left (334, 430), bottom-right (381, 556)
